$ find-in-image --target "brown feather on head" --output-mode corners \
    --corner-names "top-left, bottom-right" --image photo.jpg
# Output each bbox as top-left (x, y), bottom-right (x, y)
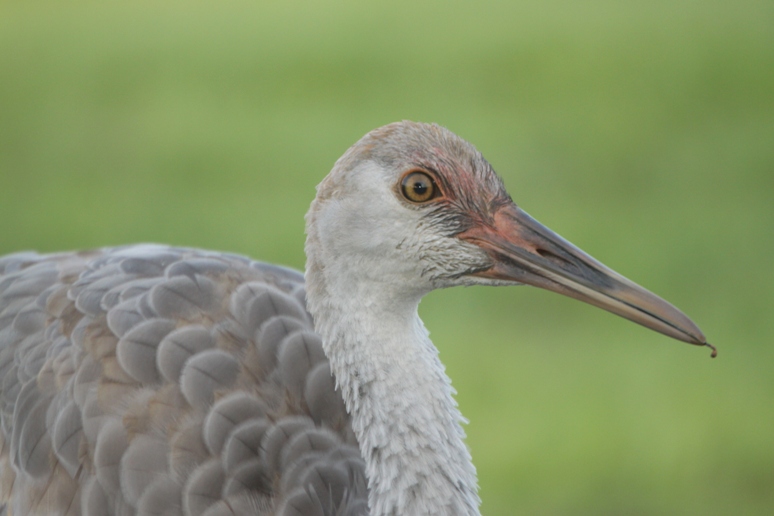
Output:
top-left (333, 121), bottom-right (512, 236)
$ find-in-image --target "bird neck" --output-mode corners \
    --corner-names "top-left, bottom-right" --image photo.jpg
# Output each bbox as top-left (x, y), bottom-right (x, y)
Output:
top-left (305, 266), bottom-right (481, 516)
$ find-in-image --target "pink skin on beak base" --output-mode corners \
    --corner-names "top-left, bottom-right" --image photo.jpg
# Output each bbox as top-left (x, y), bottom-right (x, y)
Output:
top-left (459, 203), bottom-right (716, 357)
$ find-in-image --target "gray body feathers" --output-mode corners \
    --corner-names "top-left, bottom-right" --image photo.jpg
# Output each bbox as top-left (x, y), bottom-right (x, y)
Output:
top-left (0, 245), bottom-right (367, 515)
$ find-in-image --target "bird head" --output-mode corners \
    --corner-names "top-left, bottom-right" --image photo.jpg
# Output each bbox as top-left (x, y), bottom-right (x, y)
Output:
top-left (306, 121), bottom-right (714, 353)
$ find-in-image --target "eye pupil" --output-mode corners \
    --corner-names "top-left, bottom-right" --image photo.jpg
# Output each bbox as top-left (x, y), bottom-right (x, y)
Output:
top-left (401, 171), bottom-right (438, 203)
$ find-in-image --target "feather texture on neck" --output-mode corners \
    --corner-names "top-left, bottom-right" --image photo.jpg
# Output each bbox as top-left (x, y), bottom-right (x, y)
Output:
top-left (304, 250), bottom-right (480, 515)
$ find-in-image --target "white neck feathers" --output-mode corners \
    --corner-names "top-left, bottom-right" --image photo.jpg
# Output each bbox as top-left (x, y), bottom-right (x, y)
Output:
top-left (304, 243), bottom-right (480, 516)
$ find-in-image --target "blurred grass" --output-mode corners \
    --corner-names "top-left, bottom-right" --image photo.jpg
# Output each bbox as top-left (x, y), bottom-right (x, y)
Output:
top-left (1, 0), bottom-right (773, 514)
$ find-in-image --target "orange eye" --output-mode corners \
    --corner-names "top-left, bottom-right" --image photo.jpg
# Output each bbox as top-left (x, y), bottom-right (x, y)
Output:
top-left (401, 171), bottom-right (439, 203)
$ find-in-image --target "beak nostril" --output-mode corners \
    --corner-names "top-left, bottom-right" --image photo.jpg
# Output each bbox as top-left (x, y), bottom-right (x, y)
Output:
top-left (535, 248), bottom-right (584, 278)
top-left (535, 248), bottom-right (568, 267)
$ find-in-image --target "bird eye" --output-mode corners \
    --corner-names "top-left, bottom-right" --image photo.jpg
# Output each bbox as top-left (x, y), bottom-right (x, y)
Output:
top-left (400, 171), bottom-right (439, 203)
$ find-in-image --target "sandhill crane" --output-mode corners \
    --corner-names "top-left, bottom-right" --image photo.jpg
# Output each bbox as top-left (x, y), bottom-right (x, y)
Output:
top-left (0, 121), bottom-right (714, 515)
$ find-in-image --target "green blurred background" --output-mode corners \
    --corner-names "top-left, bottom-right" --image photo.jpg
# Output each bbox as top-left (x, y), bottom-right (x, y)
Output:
top-left (1, 1), bottom-right (772, 514)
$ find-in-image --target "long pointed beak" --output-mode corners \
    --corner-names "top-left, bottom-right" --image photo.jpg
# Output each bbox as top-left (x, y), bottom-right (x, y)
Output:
top-left (459, 203), bottom-right (716, 356)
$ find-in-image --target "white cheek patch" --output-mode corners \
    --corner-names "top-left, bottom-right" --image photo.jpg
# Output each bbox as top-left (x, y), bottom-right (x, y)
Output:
top-left (404, 227), bottom-right (492, 285)
top-left (313, 161), bottom-right (493, 291)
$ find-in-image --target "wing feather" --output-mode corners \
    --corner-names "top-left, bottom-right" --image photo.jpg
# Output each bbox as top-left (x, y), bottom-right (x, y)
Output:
top-left (0, 246), bottom-right (368, 515)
